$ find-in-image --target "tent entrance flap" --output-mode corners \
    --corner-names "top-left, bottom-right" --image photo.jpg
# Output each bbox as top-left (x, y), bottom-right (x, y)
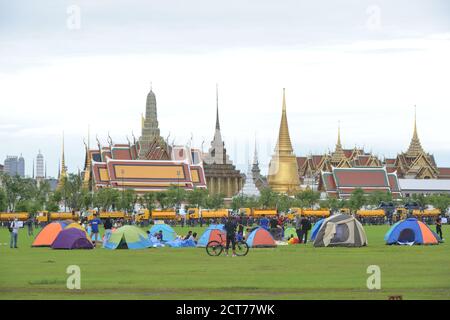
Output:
top-left (398, 228), bottom-right (415, 243)
top-left (118, 235), bottom-right (128, 249)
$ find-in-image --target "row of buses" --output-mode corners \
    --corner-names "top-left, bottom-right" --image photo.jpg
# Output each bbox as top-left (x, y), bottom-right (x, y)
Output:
top-left (0, 207), bottom-right (442, 223)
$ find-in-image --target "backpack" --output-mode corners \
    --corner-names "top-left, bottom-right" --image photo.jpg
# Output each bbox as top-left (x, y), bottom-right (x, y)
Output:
top-left (8, 222), bottom-right (13, 233)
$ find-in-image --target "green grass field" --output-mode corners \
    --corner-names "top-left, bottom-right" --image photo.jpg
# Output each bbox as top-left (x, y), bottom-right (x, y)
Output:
top-left (0, 225), bottom-right (449, 300)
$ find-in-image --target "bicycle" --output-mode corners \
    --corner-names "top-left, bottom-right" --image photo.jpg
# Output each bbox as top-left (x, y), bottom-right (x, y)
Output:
top-left (206, 232), bottom-right (249, 256)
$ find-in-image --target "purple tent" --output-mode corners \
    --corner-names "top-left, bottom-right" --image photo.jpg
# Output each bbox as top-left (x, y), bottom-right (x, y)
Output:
top-left (51, 228), bottom-right (94, 250)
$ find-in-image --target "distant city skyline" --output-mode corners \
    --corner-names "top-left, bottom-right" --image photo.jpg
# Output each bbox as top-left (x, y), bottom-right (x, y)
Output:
top-left (1, 0), bottom-right (449, 177)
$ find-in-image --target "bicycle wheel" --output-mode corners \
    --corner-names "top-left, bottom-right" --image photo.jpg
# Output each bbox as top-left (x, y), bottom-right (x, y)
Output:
top-left (206, 240), bottom-right (223, 256)
top-left (235, 241), bottom-right (249, 256)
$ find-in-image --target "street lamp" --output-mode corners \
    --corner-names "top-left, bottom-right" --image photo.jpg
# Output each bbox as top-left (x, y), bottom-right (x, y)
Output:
top-left (121, 169), bottom-right (125, 213)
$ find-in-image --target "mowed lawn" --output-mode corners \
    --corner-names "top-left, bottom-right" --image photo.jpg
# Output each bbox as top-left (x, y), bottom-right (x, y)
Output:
top-left (0, 224), bottom-right (449, 300)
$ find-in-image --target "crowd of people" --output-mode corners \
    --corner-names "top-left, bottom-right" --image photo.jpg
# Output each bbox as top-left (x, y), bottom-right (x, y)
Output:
top-left (2, 209), bottom-right (447, 249)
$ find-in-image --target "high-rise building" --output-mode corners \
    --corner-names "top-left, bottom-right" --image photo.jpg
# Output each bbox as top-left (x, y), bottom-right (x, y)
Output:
top-left (4, 155), bottom-right (25, 177)
top-left (36, 150), bottom-right (45, 178)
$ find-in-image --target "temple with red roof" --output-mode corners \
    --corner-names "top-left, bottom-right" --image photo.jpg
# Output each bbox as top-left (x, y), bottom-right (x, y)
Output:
top-left (319, 167), bottom-right (401, 199)
top-left (82, 87), bottom-right (207, 193)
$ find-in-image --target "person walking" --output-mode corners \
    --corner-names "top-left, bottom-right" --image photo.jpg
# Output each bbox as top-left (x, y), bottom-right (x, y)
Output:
top-left (9, 218), bottom-right (20, 249)
top-left (436, 216), bottom-right (443, 240)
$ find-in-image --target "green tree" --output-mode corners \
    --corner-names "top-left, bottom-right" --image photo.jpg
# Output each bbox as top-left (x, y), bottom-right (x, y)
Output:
top-left (429, 194), bottom-right (450, 214)
top-left (0, 188), bottom-right (7, 211)
top-left (93, 188), bottom-right (120, 211)
top-left (258, 187), bottom-right (278, 209)
top-left (187, 187), bottom-right (208, 209)
top-left (320, 197), bottom-right (341, 213)
top-left (156, 191), bottom-right (169, 209)
top-left (348, 188), bottom-right (366, 213)
top-left (119, 189), bottom-right (138, 212)
top-left (206, 193), bottom-right (225, 210)
top-left (166, 185), bottom-right (186, 208)
top-left (276, 194), bottom-right (293, 213)
top-left (295, 189), bottom-right (320, 208)
top-left (367, 191), bottom-right (393, 206)
top-left (140, 192), bottom-right (157, 212)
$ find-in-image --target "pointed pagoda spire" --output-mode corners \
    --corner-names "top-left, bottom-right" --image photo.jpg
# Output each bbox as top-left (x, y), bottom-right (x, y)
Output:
top-left (267, 88), bottom-right (300, 194)
top-left (57, 132), bottom-right (67, 190)
top-left (215, 83), bottom-right (220, 131)
top-left (276, 88), bottom-right (295, 154)
top-left (406, 105), bottom-right (424, 157)
top-left (331, 121), bottom-right (346, 163)
top-left (253, 135), bottom-right (258, 165)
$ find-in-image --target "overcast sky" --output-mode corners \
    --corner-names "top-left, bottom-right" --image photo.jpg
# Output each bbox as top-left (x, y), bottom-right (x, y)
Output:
top-left (1, 0), bottom-right (450, 177)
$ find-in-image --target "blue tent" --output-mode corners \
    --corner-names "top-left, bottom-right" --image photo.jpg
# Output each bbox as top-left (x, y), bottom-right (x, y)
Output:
top-left (310, 218), bottom-right (325, 241)
top-left (384, 218), bottom-right (440, 245)
top-left (149, 224), bottom-right (177, 242)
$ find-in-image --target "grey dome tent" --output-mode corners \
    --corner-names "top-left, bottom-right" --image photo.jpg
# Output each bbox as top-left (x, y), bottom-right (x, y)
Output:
top-left (313, 214), bottom-right (368, 247)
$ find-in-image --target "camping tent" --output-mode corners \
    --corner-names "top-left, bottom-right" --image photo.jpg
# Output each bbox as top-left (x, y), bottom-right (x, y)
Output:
top-left (32, 221), bottom-right (69, 247)
top-left (51, 228), bottom-right (94, 250)
top-left (246, 227), bottom-right (277, 248)
top-left (310, 218), bottom-right (325, 241)
top-left (384, 218), bottom-right (440, 245)
top-left (149, 224), bottom-right (176, 242)
top-left (284, 227), bottom-right (297, 240)
top-left (103, 225), bottom-right (152, 250)
top-left (313, 214), bottom-right (368, 247)
top-left (197, 225), bottom-right (226, 247)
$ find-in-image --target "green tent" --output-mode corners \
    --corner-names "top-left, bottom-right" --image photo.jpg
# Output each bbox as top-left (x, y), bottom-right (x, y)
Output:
top-left (104, 225), bottom-right (152, 249)
top-left (284, 227), bottom-right (297, 240)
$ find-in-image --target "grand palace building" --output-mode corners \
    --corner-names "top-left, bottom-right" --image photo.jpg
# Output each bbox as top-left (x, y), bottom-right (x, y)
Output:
top-left (54, 84), bottom-right (450, 199)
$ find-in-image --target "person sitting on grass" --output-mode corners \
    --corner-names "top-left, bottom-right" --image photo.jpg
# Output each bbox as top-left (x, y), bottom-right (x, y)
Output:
top-left (156, 230), bottom-right (163, 242)
top-left (184, 230), bottom-right (193, 241)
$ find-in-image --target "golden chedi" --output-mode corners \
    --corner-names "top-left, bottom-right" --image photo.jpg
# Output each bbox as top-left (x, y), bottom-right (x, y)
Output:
top-left (267, 89), bottom-right (300, 194)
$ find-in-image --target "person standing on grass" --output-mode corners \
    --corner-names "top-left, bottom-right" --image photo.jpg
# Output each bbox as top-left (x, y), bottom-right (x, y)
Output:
top-left (9, 218), bottom-right (20, 249)
top-left (436, 216), bottom-right (443, 240)
top-left (300, 216), bottom-right (311, 244)
top-left (259, 215), bottom-right (269, 231)
top-left (295, 215), bottom-right (303, 244)
top-left (223, 217), bottom-right (237, 257)
top-left (103, 218), bottom-right (113, 244)
top-left (27, 216), bottom-right (34, 236)
top-left (89, 214), bottom-right (102, 247)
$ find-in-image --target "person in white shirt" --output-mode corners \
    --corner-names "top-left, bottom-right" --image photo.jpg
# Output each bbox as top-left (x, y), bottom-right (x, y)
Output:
top-left (9, 218), bottom-right (20, 249)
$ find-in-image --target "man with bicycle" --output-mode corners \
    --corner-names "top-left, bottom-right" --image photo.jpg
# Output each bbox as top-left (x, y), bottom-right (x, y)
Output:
top-left (223, 216), bottom-right (237, 257)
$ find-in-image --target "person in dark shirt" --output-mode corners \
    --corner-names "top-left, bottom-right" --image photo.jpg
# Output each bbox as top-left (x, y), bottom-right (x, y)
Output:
top-left (436, 216), bottom-right (443, 240)
top-left (300, 216), bottom-right (312, 244)
top-left (269, 217), bottom-right (278, 229)
top-left (223, 217), bottom-right (237, 257)
top-left (184, 231), bottom-right (193, 241)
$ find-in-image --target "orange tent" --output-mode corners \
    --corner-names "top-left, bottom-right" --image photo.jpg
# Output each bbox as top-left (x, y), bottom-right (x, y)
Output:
top-left (32, 221), bottom-right (68, 247)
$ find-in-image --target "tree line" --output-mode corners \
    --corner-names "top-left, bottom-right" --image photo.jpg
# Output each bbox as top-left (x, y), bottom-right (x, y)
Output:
top-left (1, 173), bottom-right (449, 214)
